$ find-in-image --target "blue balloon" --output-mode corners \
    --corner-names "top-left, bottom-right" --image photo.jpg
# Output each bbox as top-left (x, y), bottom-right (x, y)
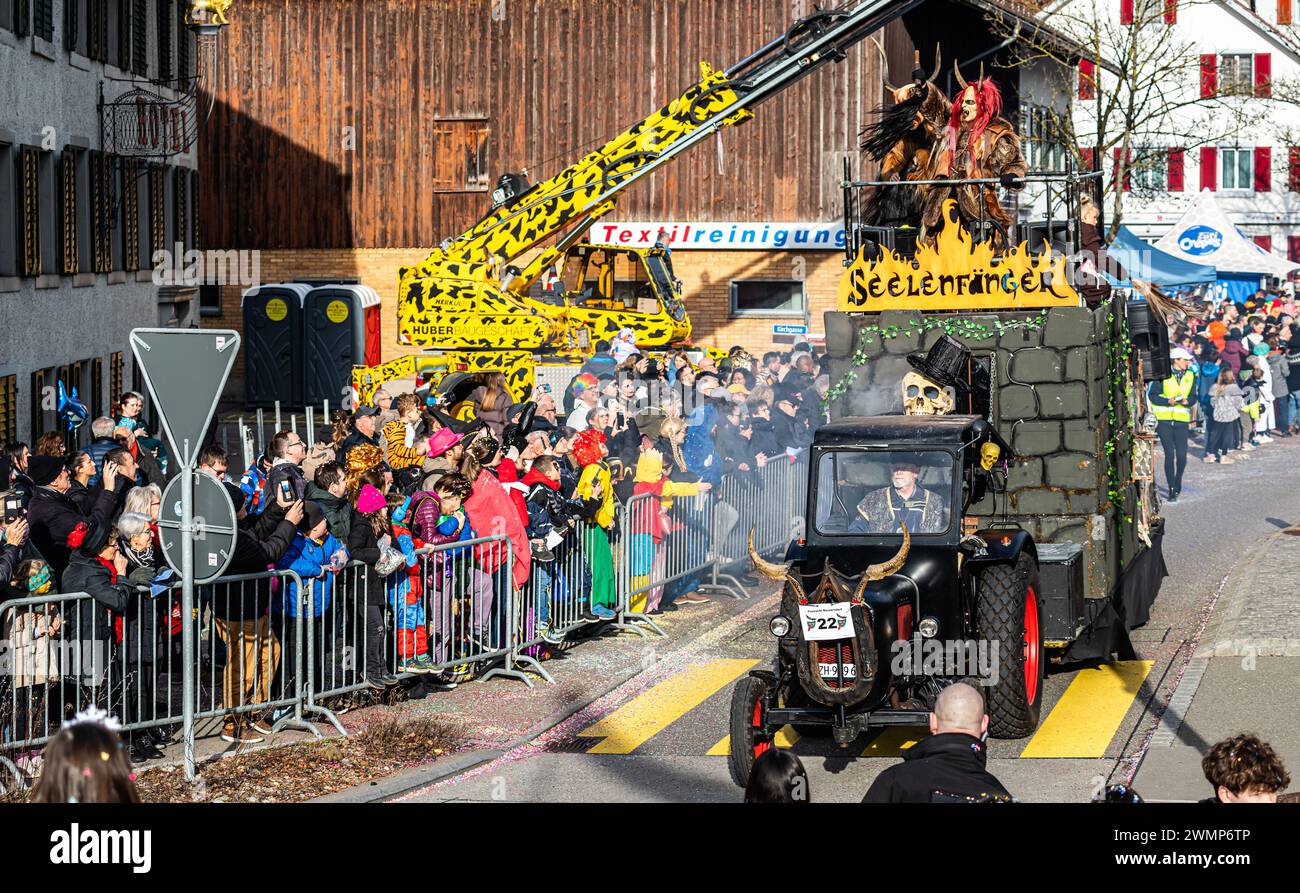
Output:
top-left (57, 381), bottom-right (89, 432)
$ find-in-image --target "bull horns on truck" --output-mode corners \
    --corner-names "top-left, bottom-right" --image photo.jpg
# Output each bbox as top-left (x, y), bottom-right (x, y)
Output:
top-left (851, 523), bottom-right (910, 602)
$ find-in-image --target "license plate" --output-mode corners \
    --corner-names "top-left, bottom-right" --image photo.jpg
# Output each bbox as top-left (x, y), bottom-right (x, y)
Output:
top-left (818, 662), bottom-right (857, 679)
top-left (798, 602), bottom-right (855, 641)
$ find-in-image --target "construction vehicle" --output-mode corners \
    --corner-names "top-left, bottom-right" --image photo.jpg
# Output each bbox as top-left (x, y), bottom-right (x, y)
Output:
top-left (352, 0), bottom-right (927, 405)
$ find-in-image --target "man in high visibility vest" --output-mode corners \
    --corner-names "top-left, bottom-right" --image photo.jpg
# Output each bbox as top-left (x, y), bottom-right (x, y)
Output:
top-left (1148, 347), bottom-right (1197, 502)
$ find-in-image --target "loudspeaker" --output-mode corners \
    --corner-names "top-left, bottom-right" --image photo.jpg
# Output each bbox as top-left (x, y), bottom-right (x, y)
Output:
top-left (1127, 299), bottom-right (1171, 382)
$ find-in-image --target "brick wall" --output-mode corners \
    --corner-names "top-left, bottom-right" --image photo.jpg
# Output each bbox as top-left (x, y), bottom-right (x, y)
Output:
top-left (201, 246), bottom-right (847, 397)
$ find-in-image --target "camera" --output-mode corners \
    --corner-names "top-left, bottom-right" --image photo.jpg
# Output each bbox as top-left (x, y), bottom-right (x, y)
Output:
top-left (1, 490), bottom-right (24, 524)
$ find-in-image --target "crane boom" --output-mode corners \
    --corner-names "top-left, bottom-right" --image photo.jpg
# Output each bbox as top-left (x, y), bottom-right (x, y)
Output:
top-left (397, 0), bottom-right (922, 350)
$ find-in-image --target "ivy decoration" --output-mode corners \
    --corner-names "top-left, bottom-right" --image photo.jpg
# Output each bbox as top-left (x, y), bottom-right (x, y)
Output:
top-left (823, 311), bottom-right (1050, 407)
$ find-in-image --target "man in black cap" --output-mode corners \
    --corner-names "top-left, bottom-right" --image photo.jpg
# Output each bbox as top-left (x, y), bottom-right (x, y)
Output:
top-left (26, 453), bottom-right (120, 584)
top-left (338, 405), bottom-right (381, 465)
top-left (862, 683), bottom-right (1012, 803)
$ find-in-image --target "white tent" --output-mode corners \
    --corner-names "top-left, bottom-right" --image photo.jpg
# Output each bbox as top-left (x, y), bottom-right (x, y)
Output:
top-left (1154, 189), bottom-right (1300, 278)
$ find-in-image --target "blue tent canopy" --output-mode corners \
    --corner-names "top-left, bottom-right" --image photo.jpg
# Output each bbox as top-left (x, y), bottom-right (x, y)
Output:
top-left (1104, 226), bottom-right (1218, 288)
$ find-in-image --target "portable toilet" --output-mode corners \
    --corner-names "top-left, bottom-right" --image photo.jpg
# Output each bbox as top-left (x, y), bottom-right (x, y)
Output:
top-left (302, 284), bottom-right (383, 408)
top-left (241, 283), bottom-right (311, 407)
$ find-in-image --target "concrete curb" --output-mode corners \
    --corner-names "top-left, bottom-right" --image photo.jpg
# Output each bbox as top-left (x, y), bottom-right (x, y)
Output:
top-left (315, 588), bottom-right (782, 803)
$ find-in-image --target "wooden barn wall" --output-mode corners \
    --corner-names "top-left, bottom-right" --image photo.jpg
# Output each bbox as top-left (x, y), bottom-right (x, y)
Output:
top-left (199, 0), bottom-right (884, 250)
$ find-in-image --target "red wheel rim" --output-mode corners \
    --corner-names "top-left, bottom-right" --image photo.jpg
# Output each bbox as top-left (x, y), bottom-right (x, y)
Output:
top-left (751, 699), bottom-right (770, 759)
top-left (1023, 585), bottom-right (1040, 705)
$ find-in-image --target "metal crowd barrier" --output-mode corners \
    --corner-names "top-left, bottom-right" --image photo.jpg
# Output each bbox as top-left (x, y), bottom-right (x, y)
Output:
top-left (1, 453), bottom-right (810, 790)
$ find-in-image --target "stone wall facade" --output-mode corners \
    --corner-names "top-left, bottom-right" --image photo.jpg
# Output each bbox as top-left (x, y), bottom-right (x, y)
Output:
top-left (825, 296), bottom-right (1147, 602)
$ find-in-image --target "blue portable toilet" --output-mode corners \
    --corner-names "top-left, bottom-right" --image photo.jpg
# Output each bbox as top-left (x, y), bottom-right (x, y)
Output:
top-left (302, 284), bottom-right (383, 408)
top-left (241, 282), bottom-right (311, 407)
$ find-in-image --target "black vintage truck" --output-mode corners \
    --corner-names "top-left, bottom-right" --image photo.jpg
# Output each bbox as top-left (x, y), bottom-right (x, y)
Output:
top-left (728, 297), bottom-right (1170, 788)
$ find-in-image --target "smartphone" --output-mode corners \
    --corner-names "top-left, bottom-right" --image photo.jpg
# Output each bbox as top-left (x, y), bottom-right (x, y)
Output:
top-left (278, 479), bottom-right (293, 501)
top-left (1, 490), bottom-right (23, 523)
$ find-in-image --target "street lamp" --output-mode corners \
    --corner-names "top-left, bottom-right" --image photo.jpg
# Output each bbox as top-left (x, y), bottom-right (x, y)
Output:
top-left (185, 0), bottom-right (233, 35)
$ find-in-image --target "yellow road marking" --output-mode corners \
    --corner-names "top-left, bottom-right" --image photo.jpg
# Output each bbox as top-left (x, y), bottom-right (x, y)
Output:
top-left (579, 659), bottom-right (758, 755)
top-left (707, 725), bottom-right (801, 756)
top-left (861, 726), bottom-right (927, 757)
top-left (1020, 660), bottom-right (1153, 758)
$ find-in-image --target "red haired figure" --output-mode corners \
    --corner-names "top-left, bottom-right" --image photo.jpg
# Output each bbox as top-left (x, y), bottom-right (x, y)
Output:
top-left (922, 64), bottom-right (1026, 247)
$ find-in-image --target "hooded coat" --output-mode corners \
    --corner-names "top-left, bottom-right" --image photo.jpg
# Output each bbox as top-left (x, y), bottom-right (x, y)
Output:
top-left (464, 469), bottom-right (530, 589)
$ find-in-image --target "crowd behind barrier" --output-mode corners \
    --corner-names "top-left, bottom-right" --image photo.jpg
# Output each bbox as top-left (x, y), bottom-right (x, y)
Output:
top-left (2, 338), bottom-right (826, 786)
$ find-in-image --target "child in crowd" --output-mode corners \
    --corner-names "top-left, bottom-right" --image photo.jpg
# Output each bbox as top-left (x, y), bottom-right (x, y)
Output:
top-left (383, 393), bottom-right (430, 492)
top-left (573, 428), bottom-right (617, 621)
top-left (30, 707), bottom-right (140, 803)
top-left (3, 558), bottom-right (62, 750)
top-left (1205, 367), bottom-right (1243, 464)
top-left (387, 490), bottom-right (437, 674)
top-left (422, 473), bottom-right (495, 667)
top-left (523, 455), bottom-right (572, 641)
top-left (630, 448), bottom-right (705, 614)
top-left (274, 502), bottom-right (348, 698)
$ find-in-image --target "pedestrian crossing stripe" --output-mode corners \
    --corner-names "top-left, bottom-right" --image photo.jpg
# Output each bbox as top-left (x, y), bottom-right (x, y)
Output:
top-left (861, 726), bottom-right (924, 756)
top-left (578, 659), bottom-right (758, 754)
top-left (1019, 660), bottom-right (1153, 759)
top-left (707, 725), bottom-right (801, 756)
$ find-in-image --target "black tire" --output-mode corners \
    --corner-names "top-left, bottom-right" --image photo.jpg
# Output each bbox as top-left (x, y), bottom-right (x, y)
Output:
top-left (975, 553), bottom-right (1045, 738)
top-left (727, 675), bottom-right (772, 788)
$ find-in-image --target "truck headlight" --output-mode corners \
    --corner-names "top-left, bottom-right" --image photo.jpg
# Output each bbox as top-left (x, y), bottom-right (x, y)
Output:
top-left (917, 616), bottom-right (939, 638)
top-left (769, 616), bottom-right (791, 637)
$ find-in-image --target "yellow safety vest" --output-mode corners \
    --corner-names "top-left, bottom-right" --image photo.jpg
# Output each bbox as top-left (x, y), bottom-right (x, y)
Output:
top-left (1152, 370), bottom-right (1195, 423)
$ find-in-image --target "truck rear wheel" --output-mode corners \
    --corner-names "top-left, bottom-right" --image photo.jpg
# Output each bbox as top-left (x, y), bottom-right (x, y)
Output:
top-left (728, 675), bottom-right (772, 788)
top-left (976, 553), bottom-right (1044, 738)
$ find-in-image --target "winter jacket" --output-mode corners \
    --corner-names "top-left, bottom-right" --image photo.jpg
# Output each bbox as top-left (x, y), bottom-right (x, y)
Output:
top-left (861, 733), bottom-right (1012, 803)
top-left (1211, 383), bottom-right (1245, 423)
top-left (84, 436), bottom-right (120, 481)
top-left (749, 416), bottom-right (782, 460)
top-left (274, 532), bottom-right (347, 618)
top-left (1221, 339), bottom-right (1249, 376)
top-left (630, 450), bottom-right (700, 542)
top-left (523, 468), bottom-right (573, 542)
top-left (575, 461), bottom-right (616, 530)
top-left (683, 421), bottom-right (723, 489)
top-left (494, 458), bottom-right (531, 532)
top-left (305, 482), bottom-right (353, 541)
top-left (266, 460), bottom-right (308, 504)
top-left (337, 429), bottom-right (381, 466)
top-left (469, 386), bottom-right (514, 438)
top-left (211, 517), bottom-right (298, 620)
top-left (1286, 340), bottom-right (1300, 391)
top-left (239, 458), bottom-right (272, 517)
top-left (7, 472), bottom-right (34, 510)
top-left (1267, 352), bottom-right (1290, 399)
top-left (714, 423), bottom-right (760, 475)
top-left (27, 485), bottom-right (118, 586)
top-left (61, 551), bottom-right (133, 677)
top-left (65, 480), bottom-right (98, 514)
top-left (464, 469), bottom-right (530, 588)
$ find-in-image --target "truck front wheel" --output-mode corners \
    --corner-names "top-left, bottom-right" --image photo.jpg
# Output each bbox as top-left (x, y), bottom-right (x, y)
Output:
top-left (728, 675), bottom-right (772, 788)
top-left (975, 553), bottom-right (1045, 738)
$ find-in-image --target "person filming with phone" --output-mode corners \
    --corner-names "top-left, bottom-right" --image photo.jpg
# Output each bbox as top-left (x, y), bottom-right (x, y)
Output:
top-left (25, 453), bottom-right (121, 586)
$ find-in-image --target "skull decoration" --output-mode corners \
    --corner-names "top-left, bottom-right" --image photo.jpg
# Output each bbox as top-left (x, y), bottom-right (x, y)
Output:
top-left (902, 370), bottom-right (956, 416)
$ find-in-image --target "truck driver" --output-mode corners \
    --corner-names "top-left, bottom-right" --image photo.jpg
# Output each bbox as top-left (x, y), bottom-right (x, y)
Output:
top-left (848, 457), bottom-right (949, 534)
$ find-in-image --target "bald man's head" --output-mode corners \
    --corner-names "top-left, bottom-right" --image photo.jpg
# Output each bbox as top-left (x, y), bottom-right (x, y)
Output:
top-left (931, 683), bottom-right (988, 737)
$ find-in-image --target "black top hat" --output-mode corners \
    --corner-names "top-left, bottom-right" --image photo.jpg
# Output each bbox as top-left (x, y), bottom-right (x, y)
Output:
top-left (906, 334), bottom-right (971, 394)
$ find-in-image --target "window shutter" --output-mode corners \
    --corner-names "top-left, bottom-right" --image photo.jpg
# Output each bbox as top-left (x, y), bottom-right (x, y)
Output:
top-left (131, 0), bottom-right (147, 76)
top-left (1080, 147), bottom-right (1097, 170)
top-left (118, 0), bottom-right (132, 70)
top-left (1290, 147), bottom-right (1300, 192)
top-left (1121, 0), bottom-right (1134, 25)
top-left (15, 0), bottom-right (30, 38)
top-left (1168, 149), bottom-right (1185, 191)
top-left (1079, 59), bottom-right (1096, 100)
top-left (18, 146), bottom-right (42, 277)
top-left (1255, 54), bottom-right (1272, 98)
top-left (59, 150), bottom-right (78, 275)
top-left (1255, 146), bottom-right (1272, 191)
top-left (1254, 236), bottom-right (1272, 253)
top-left (1200, 54), bottom-right (1217, 98)
top-left (150, 164), bottom-right (165, 257)
top-left (1200, 146), bottom-right (1217, 191)
top-left (1289, 236), bottom-right (1300, 264)
top-left (155, 0), bottom-right (172, 84)
top-left (122, 159), bottom-right (139, 272)
top-left (1281, 0), bottom-right (1294, 26)
top-left (176, 2), bottom-right (189, 82)
top-left (1164, 0), bottom-right (1177, 23)
top-left (63, 0), bottom-right (78, 51)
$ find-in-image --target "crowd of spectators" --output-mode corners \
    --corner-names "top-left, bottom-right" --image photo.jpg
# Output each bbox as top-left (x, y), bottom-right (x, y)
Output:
top-left (2, 342), bottom-right (830, 763)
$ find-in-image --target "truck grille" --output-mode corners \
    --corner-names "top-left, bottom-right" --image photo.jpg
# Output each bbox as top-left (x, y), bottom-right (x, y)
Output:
top-left (816, 641), bottom-right (856, 688)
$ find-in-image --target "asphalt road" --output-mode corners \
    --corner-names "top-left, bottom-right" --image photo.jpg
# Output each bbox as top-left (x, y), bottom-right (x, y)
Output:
top-left (398, 432), bottom-right (1300, 804)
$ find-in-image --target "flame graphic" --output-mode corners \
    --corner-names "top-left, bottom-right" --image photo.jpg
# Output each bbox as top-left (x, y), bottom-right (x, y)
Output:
top-left (838, 200), bottom-right (1079, 312)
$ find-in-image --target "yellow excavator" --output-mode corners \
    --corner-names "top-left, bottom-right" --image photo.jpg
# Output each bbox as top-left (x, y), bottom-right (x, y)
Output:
top-left (353, 0), bottom-right (921, 406)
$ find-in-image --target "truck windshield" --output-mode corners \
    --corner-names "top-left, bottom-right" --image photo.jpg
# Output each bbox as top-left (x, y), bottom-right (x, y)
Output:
top-left (814, 450), bottom-right (954, 536)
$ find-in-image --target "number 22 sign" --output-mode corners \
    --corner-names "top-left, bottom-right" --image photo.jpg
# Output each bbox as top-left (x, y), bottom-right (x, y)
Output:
top-left (797, 603), bottom-right (855, 641)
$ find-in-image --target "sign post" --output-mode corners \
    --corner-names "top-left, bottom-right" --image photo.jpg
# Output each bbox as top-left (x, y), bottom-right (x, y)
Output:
top-left (130, 329), bottom-right (240, 782)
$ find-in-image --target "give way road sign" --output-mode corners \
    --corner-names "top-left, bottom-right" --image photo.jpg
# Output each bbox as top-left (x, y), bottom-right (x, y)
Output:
top-left (129, 329), bottom-right (240, 469)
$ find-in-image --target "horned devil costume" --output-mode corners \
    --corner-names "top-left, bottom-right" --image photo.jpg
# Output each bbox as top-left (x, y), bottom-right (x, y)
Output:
top-left (861, 57), bottom-right (1026, 244)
